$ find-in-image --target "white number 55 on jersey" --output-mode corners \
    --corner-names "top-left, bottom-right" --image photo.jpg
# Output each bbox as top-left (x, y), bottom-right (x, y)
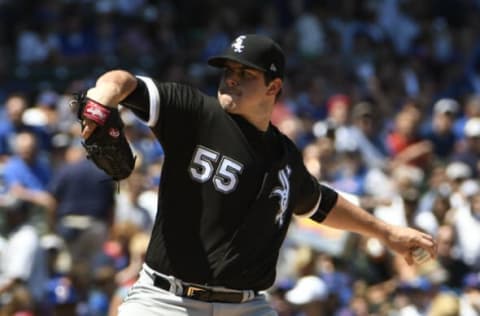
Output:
top-left (189, 145), bottom-right (244, 194)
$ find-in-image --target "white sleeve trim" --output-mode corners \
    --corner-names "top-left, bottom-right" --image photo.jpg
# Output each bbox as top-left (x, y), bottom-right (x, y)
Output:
top-left (295, 182), bottom-right (361, 219)
top-left (296, 190), bottom-right (322, 218)
top-left (136, 75), bottom-right (160, 127)
top-left (336, 189), bottom-right (361, 206)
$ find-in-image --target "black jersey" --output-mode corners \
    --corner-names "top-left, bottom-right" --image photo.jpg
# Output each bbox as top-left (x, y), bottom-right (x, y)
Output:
top-left (121, 77), bottom-right (321, 291)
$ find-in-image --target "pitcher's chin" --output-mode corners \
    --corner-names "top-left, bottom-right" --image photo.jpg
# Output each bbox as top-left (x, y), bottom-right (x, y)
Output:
top-left (218, 94), bottom-right (236, 111)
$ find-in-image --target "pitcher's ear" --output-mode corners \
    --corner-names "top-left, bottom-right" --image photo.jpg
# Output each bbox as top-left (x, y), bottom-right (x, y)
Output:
top-left (267, 78), bottom-right (282, 96)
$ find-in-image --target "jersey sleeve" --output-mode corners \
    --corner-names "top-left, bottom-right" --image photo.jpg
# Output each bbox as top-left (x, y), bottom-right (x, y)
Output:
top-left (298, 183), bottom-right (339, 222)
top-left (120, 75), bottom-right (210, 152)
top-left (119, 77), bottom-right (151, 122)
top-left (294, 173), bottom-right (321, 216)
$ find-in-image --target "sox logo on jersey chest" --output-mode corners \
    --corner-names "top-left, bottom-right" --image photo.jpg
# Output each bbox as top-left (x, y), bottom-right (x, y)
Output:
top-left (270, 165), bottom-right (291, 227)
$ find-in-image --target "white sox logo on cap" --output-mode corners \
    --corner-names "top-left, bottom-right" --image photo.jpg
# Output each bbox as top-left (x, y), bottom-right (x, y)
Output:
top-left (232, 35), bottom-right (246, 53)
top-left (208, 34), bottom-right (285, 79)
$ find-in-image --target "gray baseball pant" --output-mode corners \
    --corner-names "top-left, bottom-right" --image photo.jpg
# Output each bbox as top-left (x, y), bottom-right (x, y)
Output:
top-left (118, 265), bottom-right (278, 316)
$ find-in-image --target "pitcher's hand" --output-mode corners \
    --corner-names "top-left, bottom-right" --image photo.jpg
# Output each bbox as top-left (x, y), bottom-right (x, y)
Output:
top-left (81, 119), bottom-right (97, 139)
top-left (383, 225), bottom-right (437, 265)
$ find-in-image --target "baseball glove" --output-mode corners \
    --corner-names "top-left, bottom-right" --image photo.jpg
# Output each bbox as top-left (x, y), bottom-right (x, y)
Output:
top-left (72, 92), bottom-right (135, 181)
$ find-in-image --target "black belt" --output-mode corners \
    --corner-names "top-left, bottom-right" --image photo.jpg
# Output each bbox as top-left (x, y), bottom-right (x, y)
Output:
top-left (149, 272), bottom-right (255, 303)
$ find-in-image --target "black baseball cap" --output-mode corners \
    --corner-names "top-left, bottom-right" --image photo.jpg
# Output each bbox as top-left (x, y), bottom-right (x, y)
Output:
top-left (208, 34), bottom-right (285, 79)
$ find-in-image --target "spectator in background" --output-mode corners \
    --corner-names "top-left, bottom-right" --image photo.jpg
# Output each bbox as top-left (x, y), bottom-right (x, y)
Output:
top-left (0, 199), bottom-right (47, 314)
top-left (453, 94), bottom-right (480, 140)
top-left (40, 233), bottom-right (81, 315)
top-left (452, 180), bottom-right (480, 270)
top-left (421, 98), bottom-right (459, 161)
top-left (93, 17), bottom-right (119, 63)
top-left (459, 272), bottom-right (480, 316)
top-left (292, 0), bottom-right (326, 60)
top-left (266, 283), bottom-right (295, 316)
top-left (121, 110), bottom-right (164, 167)
top-left (45, 276), bottom-right (79, 316)
top-left (347, 235), bottom-right (395, 288)
top-left (375, 0), bottom-right (420, 57)
top-left (93, 223), bottom-right (144, 316)
top-left (393, 277), bottom-right (436, 316)
top-left (86, 265), bottom-right (117, 316)
top-left (0, 94), bottom-right (51, 158)
top-left (415, 185), bottom-right (452, 237)
top-left (93, 222), bottom-right (140, 277)
top-left (322, 94), bottom-right (352, 152)
top-left (272, 82), bottom-right (307, 146)
top-left (199, 17), bottom-right (230, 64)
top-left (386, 106), bottom-right (433, 169)
top-left (304, 123), bottom-right (337, 181)
top-left (57, 14), bottom-right (97, 66)
top-left (16, 21), bottom-right (59, 66)
top-left (347, 101), bottom-right (388, 169)
top-left (445, 163), bottom-right (478, 217)
top-left (453, 117), bottom-right (480, 177)
top-left (117, 22), bottom-right (153, 65)
top-left (33, 90), bottom-right (61, 134)
top-left (114, 170), bottom-right (154, 232)
top-left (2, 132), bottom-right (53, 210)
top-left (415, 164), bottom-right (451, 235)
top-left (3, 132), bottom-right (50, 189)
top-left (326, 1), bottom-right (368, 57)
top-left (330, 147), bottom-right (369, 196)
top-left (285, 275), bottom-right (330, 316)
top-left (317, 252), bottom-right (353, 311)
top-left (373, 164), bottom-right (424, 228)
top-left (294, 76), bottom-right (328, 128)
top-left (435, 225), bottom-right (471, 290)
top-left (284, 247), bottom-right (331, 316)
top-left (0, 286), bottom-right (36, 316)
top-left (109, 231), bottom-right (150, 316)
top-left (40, 234), bottom-right (69, 281)
top-left (47, 144), bottom-right (115, 265)
top-left (427, 292), bottom-right (460, 316)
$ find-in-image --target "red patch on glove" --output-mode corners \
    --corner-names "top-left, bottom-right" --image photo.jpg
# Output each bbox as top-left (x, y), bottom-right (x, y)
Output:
top-left (83, 100), bottom-right (110, 126)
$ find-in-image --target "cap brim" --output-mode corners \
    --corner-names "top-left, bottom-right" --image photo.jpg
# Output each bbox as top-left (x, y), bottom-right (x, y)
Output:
top-left (207, 55), bottom-right (267, 72)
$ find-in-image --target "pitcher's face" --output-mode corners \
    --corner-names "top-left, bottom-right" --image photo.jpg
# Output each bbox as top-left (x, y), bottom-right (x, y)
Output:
top-left (217, 61), bottom-right (269, 114)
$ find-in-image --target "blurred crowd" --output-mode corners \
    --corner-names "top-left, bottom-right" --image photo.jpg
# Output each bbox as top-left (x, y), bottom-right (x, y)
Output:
top-left (1, 0), bottom-right (480, 315)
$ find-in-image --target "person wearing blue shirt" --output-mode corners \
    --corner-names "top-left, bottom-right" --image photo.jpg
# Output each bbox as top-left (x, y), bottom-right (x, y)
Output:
top-left (2, 131), bottom-right (51, 191)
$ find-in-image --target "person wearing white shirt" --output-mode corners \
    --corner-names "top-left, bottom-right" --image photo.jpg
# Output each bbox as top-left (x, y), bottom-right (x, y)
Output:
top-left (453, 182), bottom-right (480, 269)
top-left (0, 199), bottom-right (47, 311)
